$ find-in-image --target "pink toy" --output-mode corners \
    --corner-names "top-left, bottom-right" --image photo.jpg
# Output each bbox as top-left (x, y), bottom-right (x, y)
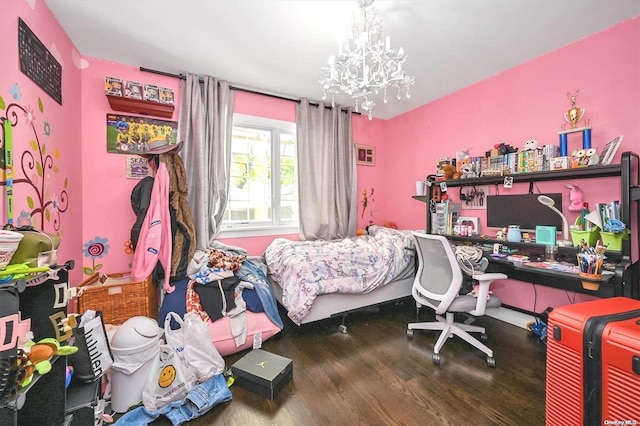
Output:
top-left (565, 184), bottom-right (584, 211)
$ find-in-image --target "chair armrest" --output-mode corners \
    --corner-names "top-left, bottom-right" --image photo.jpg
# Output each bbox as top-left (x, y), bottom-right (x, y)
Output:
top-left (469, 273), bottom-right (507, 315)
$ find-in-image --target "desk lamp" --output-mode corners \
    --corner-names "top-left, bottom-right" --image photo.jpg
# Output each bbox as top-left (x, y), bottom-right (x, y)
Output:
top-left (537, 195), bottom-right (571, 246)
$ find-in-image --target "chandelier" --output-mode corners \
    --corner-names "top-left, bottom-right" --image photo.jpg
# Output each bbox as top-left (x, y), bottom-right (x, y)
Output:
top-left (319, 0), bottom-right (415, 119)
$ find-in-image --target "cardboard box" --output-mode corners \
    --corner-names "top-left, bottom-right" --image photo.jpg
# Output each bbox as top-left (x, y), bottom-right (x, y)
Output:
top-left (124, 80), bottom-right (143, 99)
top-left (104, 76), bottom-right (123, 96)
top-left (231, 349), bottom-right (292, 399)
top-left (158, 87), bottom-right (175, 105)
top-left (550, 156), bottom-right (569, 170)
top-left (143, 84), bottom-right (160, 102)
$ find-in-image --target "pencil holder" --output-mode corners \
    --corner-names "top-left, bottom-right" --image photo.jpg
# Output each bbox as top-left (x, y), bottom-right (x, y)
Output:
top-left (579, 272), bottom-right (602, 291)
top-left (600, 231), bottom-right (624, 251)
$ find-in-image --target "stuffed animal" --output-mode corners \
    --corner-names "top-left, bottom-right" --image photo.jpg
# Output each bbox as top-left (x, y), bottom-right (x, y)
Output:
top-left (461, 163), bottom-right (477, 178)
top-left (442, 164), bottom-right (461, 180)
top-left (523, 140), bottom-right (539, 151)
top-left (19, 338), bottom-right (78, 387)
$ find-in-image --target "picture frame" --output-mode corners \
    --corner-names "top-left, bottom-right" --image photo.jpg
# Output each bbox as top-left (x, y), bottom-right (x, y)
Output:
top-left (457, 216), bottom-right (480, 236)
top-left (459, 185), bottom-right (489, 209)
top-left (355, 144), bottom-right (376, 166)
top-left (106, 113), bottom-right (178, 154)
top-left (599, 135), bottom-right (623, 166)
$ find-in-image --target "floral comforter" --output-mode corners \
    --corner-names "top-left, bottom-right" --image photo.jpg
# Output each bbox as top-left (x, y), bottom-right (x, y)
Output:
top-left (263, 226), bottom-right (415, 324)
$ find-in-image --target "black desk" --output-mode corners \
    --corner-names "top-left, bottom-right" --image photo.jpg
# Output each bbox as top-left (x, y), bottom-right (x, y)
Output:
top-left (444, 235), bottom-right (623, 298)
top-left (485, 256), bottom-right (616, 298)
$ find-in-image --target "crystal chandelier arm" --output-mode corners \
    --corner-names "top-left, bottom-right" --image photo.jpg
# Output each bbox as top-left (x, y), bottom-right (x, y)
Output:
top-left (319, 0), bottom-right (414, 118)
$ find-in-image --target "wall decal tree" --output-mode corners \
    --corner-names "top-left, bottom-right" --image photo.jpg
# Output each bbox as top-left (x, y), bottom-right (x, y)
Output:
top-left (0, 97), bottom-right (69, 231)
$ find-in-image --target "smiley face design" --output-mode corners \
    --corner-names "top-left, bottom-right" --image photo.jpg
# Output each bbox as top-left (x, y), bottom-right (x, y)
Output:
top-left (158, 365), bottom-right (176, 388)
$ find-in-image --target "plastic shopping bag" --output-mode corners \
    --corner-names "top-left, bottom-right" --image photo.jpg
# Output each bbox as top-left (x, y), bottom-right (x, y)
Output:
top-left (142, 343), bottom-right (196, 411)
top-left (164, 312), bottom-right (225, 383)
top-left (68, 311), bottom-right (114, 383)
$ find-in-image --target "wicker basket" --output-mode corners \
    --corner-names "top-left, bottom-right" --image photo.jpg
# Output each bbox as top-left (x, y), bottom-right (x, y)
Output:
top-left (76, 272), bottom-right (158, 325)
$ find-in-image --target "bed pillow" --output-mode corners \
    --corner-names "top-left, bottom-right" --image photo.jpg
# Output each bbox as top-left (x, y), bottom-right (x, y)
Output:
top-left (208, 311), bottom-right (281, 356)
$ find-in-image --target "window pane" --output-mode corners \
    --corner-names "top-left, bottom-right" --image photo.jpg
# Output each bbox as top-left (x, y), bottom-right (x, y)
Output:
top-left (229, 126), bottom-right (272, 224)
top-left (280, 132), bottom-right (297, 222)
top-left (224, 115), bottom-right (298, 233)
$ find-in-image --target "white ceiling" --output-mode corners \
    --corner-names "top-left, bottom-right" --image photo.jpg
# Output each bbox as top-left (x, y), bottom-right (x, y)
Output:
top-left (44, 0), bottom-right (639, 120)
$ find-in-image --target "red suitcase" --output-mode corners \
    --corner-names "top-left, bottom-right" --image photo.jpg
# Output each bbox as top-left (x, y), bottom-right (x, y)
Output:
top-left (545, 297), bottom-right (640, 426)
top-left (600, 316), bottom-right (640, 422)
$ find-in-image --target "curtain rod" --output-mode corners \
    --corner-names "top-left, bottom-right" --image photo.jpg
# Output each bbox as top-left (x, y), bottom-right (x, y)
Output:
top-left (139, 67), bottom-right (358, 115)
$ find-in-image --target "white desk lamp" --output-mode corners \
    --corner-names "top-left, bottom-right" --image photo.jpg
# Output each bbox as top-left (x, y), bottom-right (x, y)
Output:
top-left (537, 195), bottom-right (571, 246)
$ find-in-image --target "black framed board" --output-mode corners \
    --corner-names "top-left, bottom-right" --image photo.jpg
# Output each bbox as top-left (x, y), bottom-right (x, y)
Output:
top-left (18, 17), bottom-right (63, 105)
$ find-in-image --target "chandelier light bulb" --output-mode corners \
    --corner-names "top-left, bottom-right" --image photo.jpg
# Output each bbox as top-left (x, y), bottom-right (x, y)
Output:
top-left (318, 0), bottom-right (415, 120)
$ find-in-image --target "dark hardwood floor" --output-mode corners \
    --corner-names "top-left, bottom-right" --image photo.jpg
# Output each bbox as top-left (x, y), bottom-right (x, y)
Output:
top-left (152, 299), bottom-right (547, 425)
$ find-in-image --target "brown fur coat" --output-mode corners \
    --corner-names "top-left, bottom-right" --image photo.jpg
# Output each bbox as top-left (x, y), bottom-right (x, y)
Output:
top-left (160, 151), bottom-right (197, 278)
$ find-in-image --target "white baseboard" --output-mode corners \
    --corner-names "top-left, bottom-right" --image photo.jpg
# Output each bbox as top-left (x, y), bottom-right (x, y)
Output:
top-left (486, 307), bottom-right (535, 329)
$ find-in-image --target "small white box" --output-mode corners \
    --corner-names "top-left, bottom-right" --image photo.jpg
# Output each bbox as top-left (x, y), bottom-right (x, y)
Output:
top-left (550, 156), bottom-right (569, 170)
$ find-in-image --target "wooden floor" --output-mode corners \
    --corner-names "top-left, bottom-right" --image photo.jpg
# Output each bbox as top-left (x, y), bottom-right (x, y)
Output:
top-left (151, 299), bottom-right (547, 425)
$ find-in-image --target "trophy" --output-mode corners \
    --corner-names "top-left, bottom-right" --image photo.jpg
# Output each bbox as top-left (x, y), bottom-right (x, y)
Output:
top-left (563, 89), bottom-right (586, 128)
top-left (559, 89), bottom-right (591, 157)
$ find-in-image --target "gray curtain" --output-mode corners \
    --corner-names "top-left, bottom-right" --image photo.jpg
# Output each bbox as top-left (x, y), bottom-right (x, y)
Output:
top-left (296, 99), bottom-right (357, 240)
top-left (178, 73), bottom-right (235, 249)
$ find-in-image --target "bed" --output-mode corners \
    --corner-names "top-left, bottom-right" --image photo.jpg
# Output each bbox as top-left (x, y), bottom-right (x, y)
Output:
top-left (264, 225), bottom-right (416, 330)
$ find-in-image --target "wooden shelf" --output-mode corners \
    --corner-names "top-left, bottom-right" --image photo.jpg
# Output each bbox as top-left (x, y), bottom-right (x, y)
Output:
top-left (106, 95), bottom-right (175, 119)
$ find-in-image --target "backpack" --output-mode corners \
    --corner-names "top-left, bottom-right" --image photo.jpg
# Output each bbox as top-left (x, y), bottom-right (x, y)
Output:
top-left (130, 176), bottom-right (154, 250)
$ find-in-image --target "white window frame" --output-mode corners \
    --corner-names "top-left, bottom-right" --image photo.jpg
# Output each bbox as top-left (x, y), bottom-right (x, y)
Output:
top-left (218, 113), bottom-right (298, 238)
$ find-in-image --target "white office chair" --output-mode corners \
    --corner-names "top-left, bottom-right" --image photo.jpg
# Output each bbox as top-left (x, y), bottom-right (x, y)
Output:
top-left (407, 232), bottom-right (506, 367)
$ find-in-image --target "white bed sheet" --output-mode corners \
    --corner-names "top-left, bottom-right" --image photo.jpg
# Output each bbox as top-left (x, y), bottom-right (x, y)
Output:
top-left (265, 226), bottom-right (416, 325)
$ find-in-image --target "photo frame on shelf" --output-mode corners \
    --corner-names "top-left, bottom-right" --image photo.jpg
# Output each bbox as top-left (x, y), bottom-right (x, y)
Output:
top-left (599, 135), bottom-right (623, 165)
top-left (457, 216), bottom-right (480, 235)
top-left (355, 144), bottom-right (376, 166)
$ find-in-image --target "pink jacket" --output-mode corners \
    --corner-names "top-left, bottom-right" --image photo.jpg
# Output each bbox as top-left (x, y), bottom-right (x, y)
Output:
top-left (131, 162), bottom-right (174, 293)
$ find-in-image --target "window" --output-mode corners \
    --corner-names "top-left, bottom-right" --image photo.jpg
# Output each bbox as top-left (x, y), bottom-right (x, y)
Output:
top-left (220, 114), bottom-right (298, 237)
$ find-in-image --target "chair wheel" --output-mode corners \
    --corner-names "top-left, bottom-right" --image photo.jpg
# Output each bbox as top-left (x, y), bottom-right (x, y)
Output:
top-left (432, 353), bottom-right (441, 365)
top-left (487, 357), bottom-right (496, 368)
top-left (481, 333), bottom-right (488, 341)
top-left (338, 325), bottom-right (347, 334)
top-left (407, 329), bottom-right (414, 338)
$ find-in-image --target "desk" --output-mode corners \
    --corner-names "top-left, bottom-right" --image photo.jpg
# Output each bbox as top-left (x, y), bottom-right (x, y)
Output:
top-left (444, 235), bottom-right (623, 298)
top-left (485, 256), bottom-right (616, 298)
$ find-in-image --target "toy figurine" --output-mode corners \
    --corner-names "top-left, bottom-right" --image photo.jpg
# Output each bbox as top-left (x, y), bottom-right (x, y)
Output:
top-left (565, 184), bottom-right (584, 211)
top-left (523, 140), bottom-right (539, 151)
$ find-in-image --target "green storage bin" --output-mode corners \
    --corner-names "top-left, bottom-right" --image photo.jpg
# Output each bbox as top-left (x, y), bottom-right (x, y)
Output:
top-left (570, 217), bottom-right (599, 247)
top-left (570, 228), bottom-right (599, 247)
top-left (600, 231), bottom-right (624, 251)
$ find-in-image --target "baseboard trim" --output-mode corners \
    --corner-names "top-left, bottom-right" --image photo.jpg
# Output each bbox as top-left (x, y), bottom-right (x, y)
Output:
top-left (486, 307), bottom-right (535, 329)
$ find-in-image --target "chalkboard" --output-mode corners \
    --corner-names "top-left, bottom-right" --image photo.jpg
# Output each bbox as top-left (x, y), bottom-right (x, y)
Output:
top-left (18, 17), bottom-right (62, 105)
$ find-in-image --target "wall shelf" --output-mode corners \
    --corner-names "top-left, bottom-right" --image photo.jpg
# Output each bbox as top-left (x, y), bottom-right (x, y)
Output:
top-left (414, 151), bottom-right (640, 300)
top-left (430, 163), bottom-right (622, 188)
top-left (106, 95), bottom-right (174, 119)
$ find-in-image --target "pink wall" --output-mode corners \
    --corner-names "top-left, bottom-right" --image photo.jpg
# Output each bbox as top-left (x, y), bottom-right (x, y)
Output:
top-left (386, 18), bottom-right (640, 312)
top-left (79, 59), bottom-right (180, 277)
top-left (1, 0), bottom-right (84, 285)
top-left (3, 2), bottom-right (638, 314)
